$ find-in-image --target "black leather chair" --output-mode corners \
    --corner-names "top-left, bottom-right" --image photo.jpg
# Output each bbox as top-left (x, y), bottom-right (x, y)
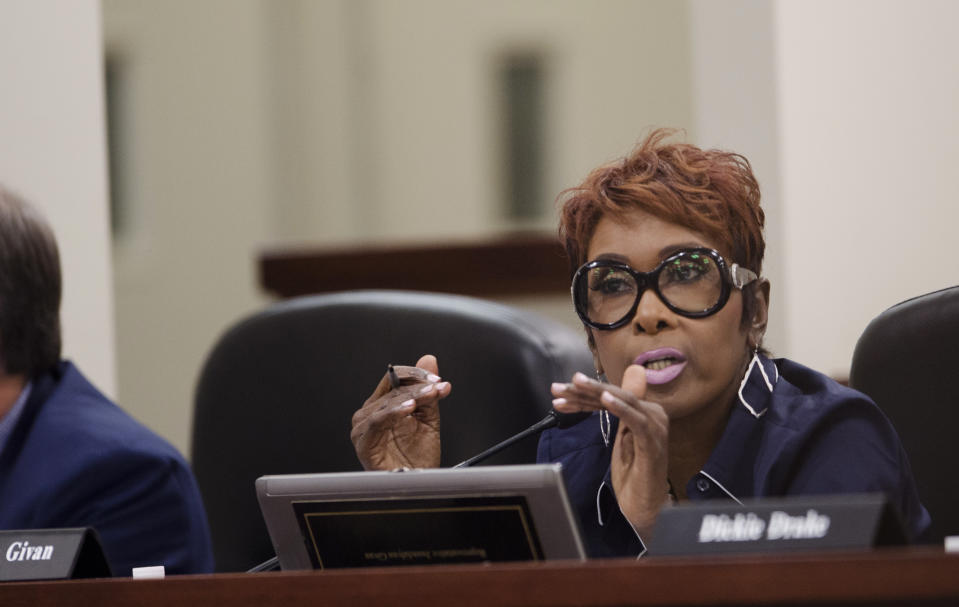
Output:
top-left (849, 285), bottom-right (959, 544)
top-left (191, 290), bottom-right (594, 572)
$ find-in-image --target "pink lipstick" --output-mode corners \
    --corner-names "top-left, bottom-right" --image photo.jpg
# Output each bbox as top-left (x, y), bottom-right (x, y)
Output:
top-left (633, 347), bottom-right (687, 385)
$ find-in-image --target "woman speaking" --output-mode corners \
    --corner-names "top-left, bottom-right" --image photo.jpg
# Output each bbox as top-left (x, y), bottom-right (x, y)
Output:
top-left (350, 129), bottom-right (930, 557)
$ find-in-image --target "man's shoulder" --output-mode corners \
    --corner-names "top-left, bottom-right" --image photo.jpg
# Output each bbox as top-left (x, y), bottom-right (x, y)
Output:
top-left (24, 361), bottom-right (185, 465)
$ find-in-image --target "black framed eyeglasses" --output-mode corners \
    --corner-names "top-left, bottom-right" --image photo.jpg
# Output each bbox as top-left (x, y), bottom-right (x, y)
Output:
top-left (571, 247), bottom-right (758, 330)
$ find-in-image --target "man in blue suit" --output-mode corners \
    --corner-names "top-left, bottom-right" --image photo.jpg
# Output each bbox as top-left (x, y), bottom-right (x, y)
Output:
top-left (0, 186), bottom-right (214, 576)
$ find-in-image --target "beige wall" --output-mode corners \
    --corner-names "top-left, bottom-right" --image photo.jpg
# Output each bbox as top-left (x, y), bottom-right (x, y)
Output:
top-left (0, 0), bottom-right (115, 396)
top-left (103, 0), bottom-right (694, 456)
top-left (691, 0), bottom-right (959, 378)
top-left (102, 0), bottom-right (959, 454)
top-left (104, 0), bottom-right (274, 455)
top-left (264, 0), bottom-right (693, 244)
top-left (776, 0), bottom-right (959, 376)
top-left (689, 0), bottom-right (785, 355)
top-left (7, 1), bottom-right (958, 459)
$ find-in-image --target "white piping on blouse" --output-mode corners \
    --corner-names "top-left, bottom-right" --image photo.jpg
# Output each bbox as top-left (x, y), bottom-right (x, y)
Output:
top-left (596, 479), bottom-right (647, 558)
top-left (697, 470), bottom-right (743, 505)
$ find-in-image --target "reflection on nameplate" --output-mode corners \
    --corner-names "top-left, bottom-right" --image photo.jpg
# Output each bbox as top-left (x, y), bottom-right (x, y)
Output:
top-left (292, 495), bottom-right (542, 569)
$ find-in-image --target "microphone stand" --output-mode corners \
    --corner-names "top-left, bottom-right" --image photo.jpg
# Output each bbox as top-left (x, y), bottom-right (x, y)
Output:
top-left (453, 410), bottom-right (590, 468)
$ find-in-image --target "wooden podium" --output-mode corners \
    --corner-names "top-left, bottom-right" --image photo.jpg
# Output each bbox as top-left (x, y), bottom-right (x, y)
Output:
top-left (4, 548), bottom-right (959, 606)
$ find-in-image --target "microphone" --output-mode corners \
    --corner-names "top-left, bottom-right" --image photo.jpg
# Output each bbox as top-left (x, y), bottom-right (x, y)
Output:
top-left (453, 410), bottom-right (593, 468)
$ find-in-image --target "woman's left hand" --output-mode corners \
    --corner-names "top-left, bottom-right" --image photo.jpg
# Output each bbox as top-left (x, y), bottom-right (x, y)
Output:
top-left (551, 365), bottom-right (671, 539)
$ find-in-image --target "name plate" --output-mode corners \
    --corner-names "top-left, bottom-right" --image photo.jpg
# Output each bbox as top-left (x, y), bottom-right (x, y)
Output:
top-left (648, 493), bottom-right (906, 556)
top-left (0, 528), bottom-right (111, 581)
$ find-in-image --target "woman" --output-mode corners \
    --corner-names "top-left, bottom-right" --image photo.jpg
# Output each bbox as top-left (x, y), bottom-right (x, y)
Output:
top-left (351, 129), bottom-right (930, 557)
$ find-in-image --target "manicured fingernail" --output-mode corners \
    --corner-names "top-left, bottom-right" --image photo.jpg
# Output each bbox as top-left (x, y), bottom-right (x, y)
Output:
top-left (551, 382), bottom-right (568, 393)
top-left (427, 373), bottom-right (441, 382)
top-left (400, 399), bottom-right (415, 408)
top-left (418, 384), bottom-right (434, 395)
top-left (552, 398), bottom-right (567, 407)
top-left (573, 372), bottom-right (599, 386)
top-left (436, 381), bottom-right (450, 391)
top-left (600, 391), bottom-right (615, 404)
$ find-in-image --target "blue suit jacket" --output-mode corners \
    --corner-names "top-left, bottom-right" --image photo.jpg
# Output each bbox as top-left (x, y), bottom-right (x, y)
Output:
top-left (0, 361), bottom-right (214, 575)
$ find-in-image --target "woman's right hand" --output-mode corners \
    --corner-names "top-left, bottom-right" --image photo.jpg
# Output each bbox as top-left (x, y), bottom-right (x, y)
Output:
top-left (551, 366), bottom-right (670, 539)
top-left (350, 354), bottom-right (452, 470)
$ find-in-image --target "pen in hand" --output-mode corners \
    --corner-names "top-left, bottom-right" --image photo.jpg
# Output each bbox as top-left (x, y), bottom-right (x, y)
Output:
top-left (387, 364), bottom-right (401, 390)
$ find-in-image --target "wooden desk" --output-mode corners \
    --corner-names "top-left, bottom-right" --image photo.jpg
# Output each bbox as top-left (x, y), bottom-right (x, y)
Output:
top-left (4, 548), bottom-right (959, 606)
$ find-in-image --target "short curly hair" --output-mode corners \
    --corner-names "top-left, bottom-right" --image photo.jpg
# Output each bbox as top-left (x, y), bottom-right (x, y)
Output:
top-left (0, 185), bottom-right (62, 377)
top-left (558, 128), bottom-right (766, 328)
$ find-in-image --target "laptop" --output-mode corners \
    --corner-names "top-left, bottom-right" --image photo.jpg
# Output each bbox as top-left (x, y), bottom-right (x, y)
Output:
top-left (256, 463), bottom-right (586, 570)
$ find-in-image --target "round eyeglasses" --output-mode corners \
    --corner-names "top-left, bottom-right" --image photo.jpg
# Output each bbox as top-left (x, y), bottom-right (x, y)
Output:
top-left (571, 248), bottom-right (758, 330)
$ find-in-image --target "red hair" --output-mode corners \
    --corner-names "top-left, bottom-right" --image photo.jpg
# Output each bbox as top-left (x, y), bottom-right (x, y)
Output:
top-left (558, 128), bottom-right (766, 326)
top-left (559, 128), bottom-right (765, 275)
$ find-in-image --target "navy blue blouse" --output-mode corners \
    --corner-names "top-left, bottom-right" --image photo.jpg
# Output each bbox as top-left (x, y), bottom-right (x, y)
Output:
top-left (537, 355), bottom-right (931, 557)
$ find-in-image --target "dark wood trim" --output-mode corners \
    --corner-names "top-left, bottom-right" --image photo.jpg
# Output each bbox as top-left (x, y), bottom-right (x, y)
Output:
top-left (258, 234), bottom-right (571, 299)
top-left (4, 548), bottom-right (959, 606)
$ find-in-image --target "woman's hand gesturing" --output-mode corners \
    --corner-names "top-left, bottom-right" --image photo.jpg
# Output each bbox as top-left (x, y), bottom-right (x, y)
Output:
top-left (351, 354), bottom-right (451, 470)
top-left (551, 365), bottom-right (670, 538)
